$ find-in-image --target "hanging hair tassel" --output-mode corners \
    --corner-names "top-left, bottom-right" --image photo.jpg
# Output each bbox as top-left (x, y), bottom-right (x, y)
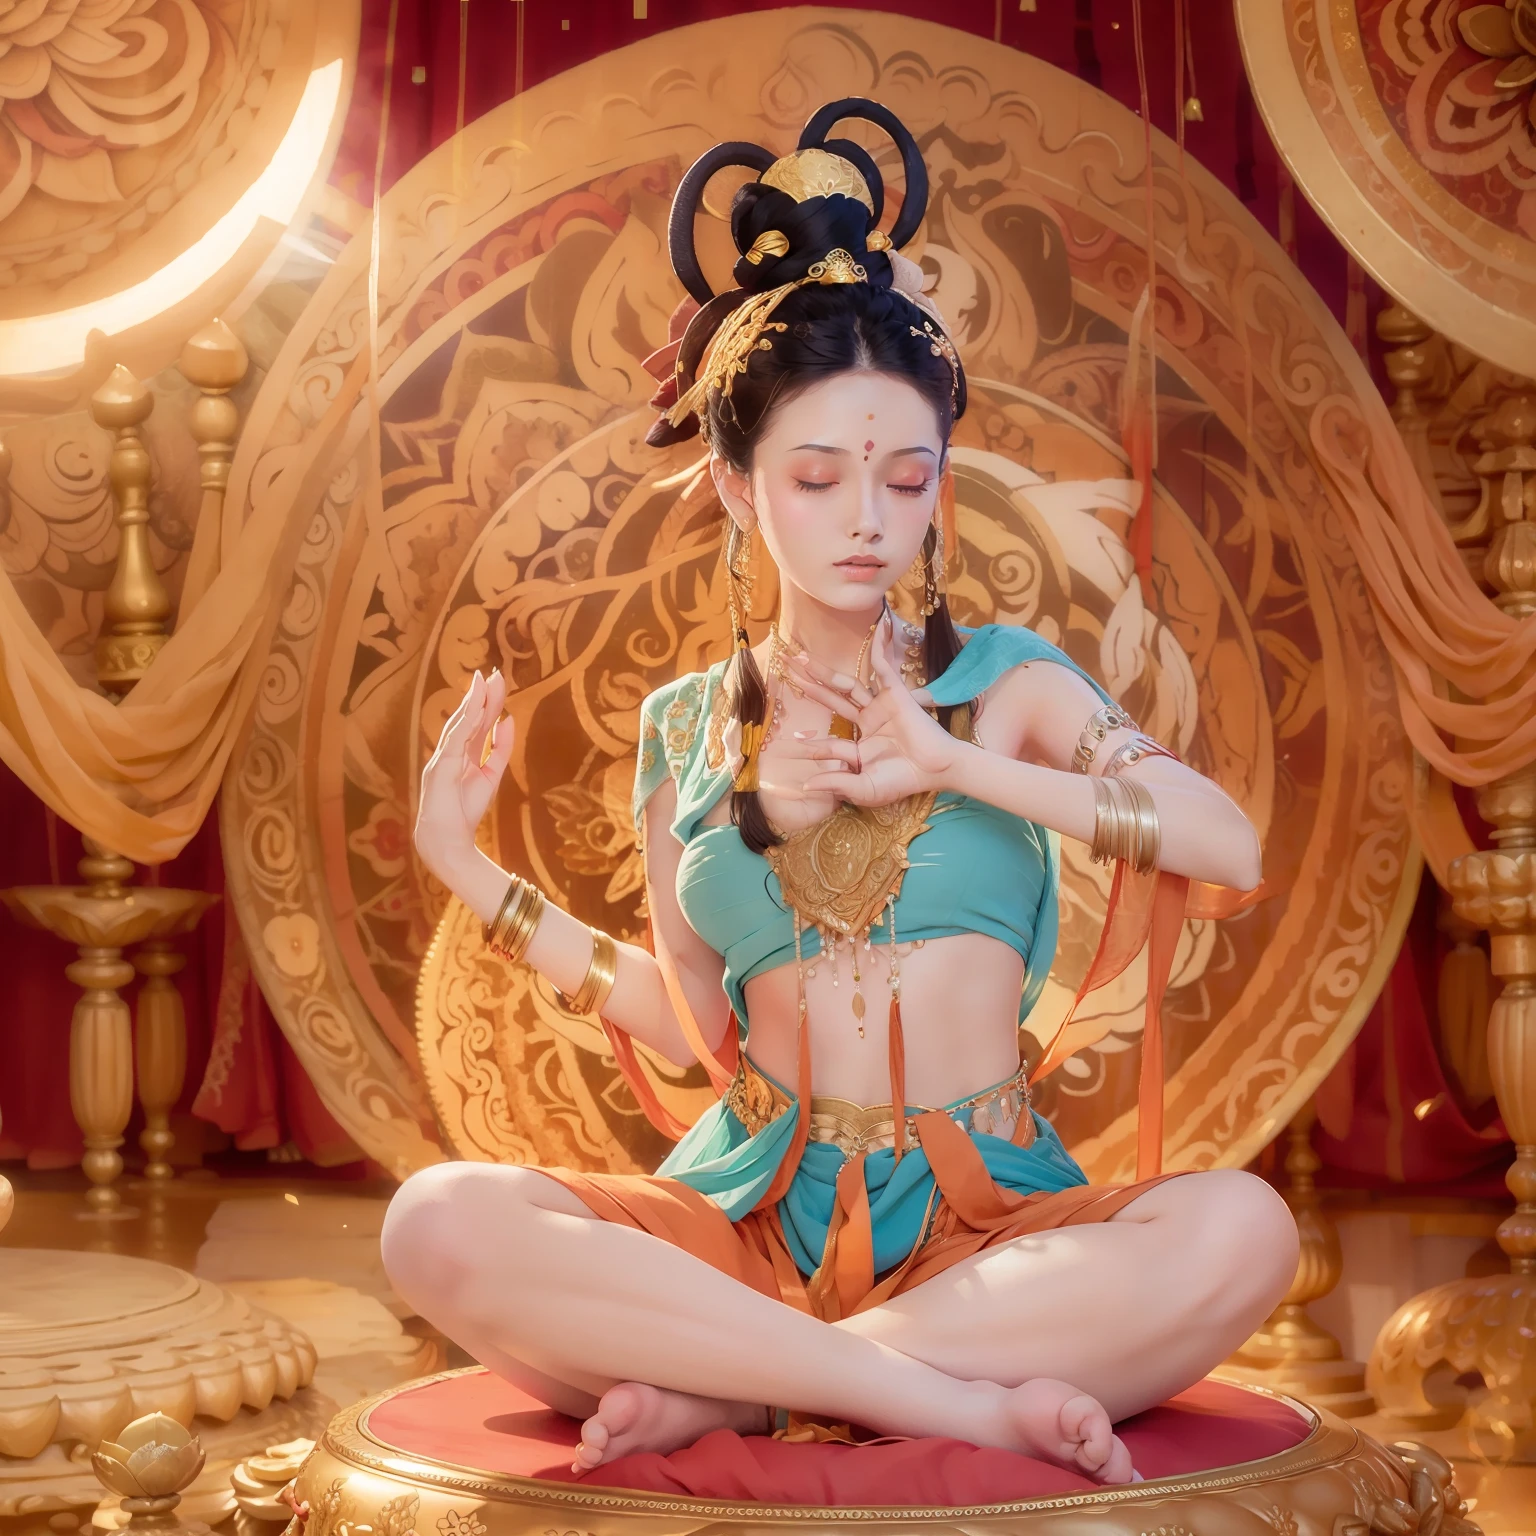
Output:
top-left (733, 720), bottom-right (765, 792)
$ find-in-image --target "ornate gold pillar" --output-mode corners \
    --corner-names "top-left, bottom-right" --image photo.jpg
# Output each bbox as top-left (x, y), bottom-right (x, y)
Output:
top-left (1369, 395), bottom-right (1536, 1453)
top-left (1227, 1101), bottom-right (1374, 1415)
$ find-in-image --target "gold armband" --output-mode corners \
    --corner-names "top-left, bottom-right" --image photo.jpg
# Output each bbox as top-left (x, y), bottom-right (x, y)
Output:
top-left (1090, 775), bottom-right (1160, 875)
top-left (484, 876), bottom-right (547, 962)
top-left (561, 929), bottom-right (619, 1018)
top-left (1071, 703), bottom-right (1137, 773)
top-left (1102, 733), bottom-right (1180, 778)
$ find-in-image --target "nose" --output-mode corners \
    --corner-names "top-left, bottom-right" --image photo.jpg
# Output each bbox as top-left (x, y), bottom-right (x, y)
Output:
top-left (851, 469), bottom-right (883, 543)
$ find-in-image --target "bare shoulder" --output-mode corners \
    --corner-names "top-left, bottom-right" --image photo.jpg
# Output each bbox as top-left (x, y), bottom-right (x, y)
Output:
top-left (977, 654), bottom-right (1107, 766)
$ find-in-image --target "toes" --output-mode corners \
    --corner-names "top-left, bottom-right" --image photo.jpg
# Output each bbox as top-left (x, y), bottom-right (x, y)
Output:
top-left (1096, 1435), bottom-right (1135, 1486)
top-left (1059, 1393), bottom-right (1112, 1470)
top-left (572, 1416), bottom-right (610, 1472)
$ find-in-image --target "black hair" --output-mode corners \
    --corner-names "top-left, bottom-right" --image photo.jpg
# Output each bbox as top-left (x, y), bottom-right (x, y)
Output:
top-left (647, 99), bottom-right (969, 853)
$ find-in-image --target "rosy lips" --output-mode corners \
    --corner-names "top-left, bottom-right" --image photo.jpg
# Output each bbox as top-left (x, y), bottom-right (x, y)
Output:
top-left (836, 558), bottom-right (886, 577)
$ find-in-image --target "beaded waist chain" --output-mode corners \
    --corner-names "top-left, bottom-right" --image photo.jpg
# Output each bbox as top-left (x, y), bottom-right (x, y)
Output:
top-left (725, 1054), bottom-right (1035, 1158)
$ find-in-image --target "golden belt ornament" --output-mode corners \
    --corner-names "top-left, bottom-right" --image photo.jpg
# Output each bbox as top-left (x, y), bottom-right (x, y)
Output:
top-left (726, 1055), bottom-right (1035, 1158)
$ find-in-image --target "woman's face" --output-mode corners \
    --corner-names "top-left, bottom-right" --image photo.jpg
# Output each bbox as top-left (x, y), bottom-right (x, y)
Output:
top-left (712, 370), bottom-right (945, 615)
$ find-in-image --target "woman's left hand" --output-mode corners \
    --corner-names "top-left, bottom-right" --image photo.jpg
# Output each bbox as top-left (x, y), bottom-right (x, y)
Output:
top-left (778, 637), bottom-right (964, 806)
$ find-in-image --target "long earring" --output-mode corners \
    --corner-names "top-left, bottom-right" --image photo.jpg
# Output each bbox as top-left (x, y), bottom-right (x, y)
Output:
top-left (922, 523), bottom-right (941, 616)
top-left (726, 520), bottom-right (755, 651)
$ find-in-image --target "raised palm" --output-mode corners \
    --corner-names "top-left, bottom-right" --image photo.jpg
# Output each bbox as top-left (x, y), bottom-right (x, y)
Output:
top-left (415, 670), bottom-right (515, 877)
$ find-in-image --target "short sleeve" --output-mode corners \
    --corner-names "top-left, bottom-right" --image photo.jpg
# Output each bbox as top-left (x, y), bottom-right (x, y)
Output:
top-left (926, 624), bottom-right (1116, 710)
top-left (631, 669), bottom-right (719, 842)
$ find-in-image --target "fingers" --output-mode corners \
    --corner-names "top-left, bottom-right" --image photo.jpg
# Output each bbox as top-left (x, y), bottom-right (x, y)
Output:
top-left (481, 709), bottom-right (516, 782)
top-left (776, 733), bottom-right (860, 767)
top-left (803, 770), bottom-right (880, 801)
top-left (785, 656), bottom-right (873, 713)
top-left (784, 668), bottom-right (862, 722)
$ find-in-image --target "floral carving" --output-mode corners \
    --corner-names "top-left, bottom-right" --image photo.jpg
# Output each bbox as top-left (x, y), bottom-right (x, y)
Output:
top-left (1462, 0), bottom-right (1536, 123)
top-left (0, 0), bottom-right (210, 223)
top-left (1362, 0), bottom-right (1536, 236)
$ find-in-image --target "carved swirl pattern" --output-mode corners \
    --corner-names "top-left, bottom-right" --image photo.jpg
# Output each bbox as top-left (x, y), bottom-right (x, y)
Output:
top-left (1235, 0), bottom-right (1536, 375)
top-left (220, 11), bottom-right (1417, 1181)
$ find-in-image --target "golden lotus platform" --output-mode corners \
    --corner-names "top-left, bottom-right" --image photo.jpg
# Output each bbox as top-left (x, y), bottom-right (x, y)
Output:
top-left (0, 1250), bottom-right (332, 1536)
top-left (293, 1367), bottom-right (1479, 1536)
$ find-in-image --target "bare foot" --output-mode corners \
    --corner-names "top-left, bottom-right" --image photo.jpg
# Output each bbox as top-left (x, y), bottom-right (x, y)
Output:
top-left (572, 1383), bottom-right (767, 1473)
top-left (999, 1378), bottom-right (1134, 1485)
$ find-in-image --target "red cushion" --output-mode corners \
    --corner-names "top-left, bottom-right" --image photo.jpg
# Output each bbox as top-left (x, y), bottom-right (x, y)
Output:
top-left (363, 1370), bottom-right (1311, 1507)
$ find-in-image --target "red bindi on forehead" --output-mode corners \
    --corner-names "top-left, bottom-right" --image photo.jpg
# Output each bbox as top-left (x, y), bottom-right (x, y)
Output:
top-left (864, 439), bottom-right (875, 451)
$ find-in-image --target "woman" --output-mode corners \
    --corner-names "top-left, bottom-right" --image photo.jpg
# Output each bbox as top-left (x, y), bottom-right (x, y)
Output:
top-left (383, 99), bottom-right (1296, 1488)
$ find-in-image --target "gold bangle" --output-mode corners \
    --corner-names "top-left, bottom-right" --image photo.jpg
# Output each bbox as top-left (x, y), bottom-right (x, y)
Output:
top-left (1071, 703), bottom-right (1136, 774)
top-left (1124, 776), bottom-right (1160, 875)
top-left (486, 878), bottom-right (531, 955)
top-left (562, 928), bottom-right (619, 1017)
top-left (484, 878), bottom-right (522, 948)
top-left (1090, 773), bottom-right (1149, 869)
top-left (488, 879), bottom-right (545, 963)
top-left (1089, 775), bottom-right (1118, 865)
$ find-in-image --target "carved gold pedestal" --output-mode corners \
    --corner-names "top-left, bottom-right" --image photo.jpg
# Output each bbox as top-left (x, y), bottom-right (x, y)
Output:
top-left (1, 844), bottom-right (215, 1215)
top-left (294, 1371), bottom-right (1480, 1536)
top-left (1225, 1102), bottom-right (1375, 1416)
top-left (0, 1249), bottom-right (329, 1536)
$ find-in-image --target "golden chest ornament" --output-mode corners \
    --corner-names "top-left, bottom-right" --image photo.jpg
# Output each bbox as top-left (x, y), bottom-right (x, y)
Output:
top-left (765, 792), bottom-right (938, 940)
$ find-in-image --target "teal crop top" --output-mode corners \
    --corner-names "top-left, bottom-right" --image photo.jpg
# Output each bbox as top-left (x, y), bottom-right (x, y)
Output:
top-left (631, 625), bottom-right (1116, 1032)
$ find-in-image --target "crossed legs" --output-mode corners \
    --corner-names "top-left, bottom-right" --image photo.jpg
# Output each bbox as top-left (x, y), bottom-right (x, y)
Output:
top-left (380, 1163), bottom-right (1296, 1481)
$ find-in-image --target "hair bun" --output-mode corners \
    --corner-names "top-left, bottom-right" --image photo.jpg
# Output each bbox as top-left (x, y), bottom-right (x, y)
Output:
top-left (667, 97), bottom-right (929, 306)
top-left (728, 178), bottom-right (889, 293)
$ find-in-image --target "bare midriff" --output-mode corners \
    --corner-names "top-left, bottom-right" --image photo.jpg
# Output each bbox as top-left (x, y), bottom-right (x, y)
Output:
top-left (738, 930), bottom-right (1026, 1108)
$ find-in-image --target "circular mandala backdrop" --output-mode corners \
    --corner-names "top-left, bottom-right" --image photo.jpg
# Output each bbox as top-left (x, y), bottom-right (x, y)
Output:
top-left (221, 9), bottom-right (1419, 1182)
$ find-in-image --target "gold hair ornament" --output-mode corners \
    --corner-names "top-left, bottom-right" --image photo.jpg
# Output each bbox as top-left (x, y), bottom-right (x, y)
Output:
top-left (744, 229), bottom-right (790, 265)
top-left (910, 319), bottom-right (961, 407)
top-left (759, 147), bottom-right (875, 212)
top-left (667, 249), bottom-right (869, 428)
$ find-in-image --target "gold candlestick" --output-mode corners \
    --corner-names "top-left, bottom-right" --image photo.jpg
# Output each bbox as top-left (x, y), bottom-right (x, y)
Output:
top-left (91, 364), bottom-right (169, 693)
top-left (2, 845), bottom-right (213, 1214)
top-left (1227, 1100), bottom-right (1374, 1416)
top-left (179, 317), bottom-right (249, 530)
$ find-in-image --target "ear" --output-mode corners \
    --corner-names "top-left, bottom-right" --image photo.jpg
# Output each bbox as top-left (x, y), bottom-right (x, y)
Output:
top-left (710, 452), bottom-right (757, 533)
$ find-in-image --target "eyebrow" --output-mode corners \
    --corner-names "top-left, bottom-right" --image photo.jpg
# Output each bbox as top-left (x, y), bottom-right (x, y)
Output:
top-left (790, 443), bottom-right (938, 457)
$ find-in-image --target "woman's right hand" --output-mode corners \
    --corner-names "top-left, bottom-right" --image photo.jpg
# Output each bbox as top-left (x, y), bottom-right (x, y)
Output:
top-left (415, 670), bottom-right (515, 880)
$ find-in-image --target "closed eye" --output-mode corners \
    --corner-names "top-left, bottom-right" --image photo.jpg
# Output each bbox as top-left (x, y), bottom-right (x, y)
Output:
top-left (794, 478), bottom-right (836, 493)
top-left (890, 479), bottom-right (932, 497)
